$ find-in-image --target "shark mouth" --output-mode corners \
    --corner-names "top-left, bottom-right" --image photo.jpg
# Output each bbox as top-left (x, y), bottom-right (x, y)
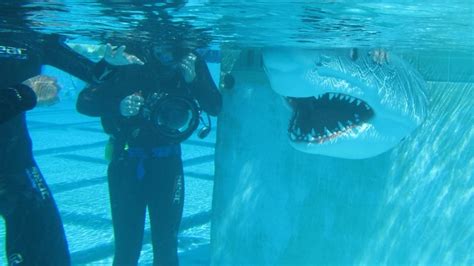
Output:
top-left (261, 47), bottom-right (428, 159)
top-left (287, 93), bottom-right (374, 144)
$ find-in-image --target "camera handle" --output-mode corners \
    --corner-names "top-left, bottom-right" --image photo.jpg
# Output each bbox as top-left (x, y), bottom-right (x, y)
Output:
top-left (197, 111), bottom-right (212, 139)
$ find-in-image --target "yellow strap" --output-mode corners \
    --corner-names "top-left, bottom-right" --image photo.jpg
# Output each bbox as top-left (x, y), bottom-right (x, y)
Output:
top-left (104, 137), bottom-right (128, 162)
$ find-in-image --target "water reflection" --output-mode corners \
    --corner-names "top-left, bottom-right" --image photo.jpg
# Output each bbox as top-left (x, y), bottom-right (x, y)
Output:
top-left (1, 1), bottom-right (473, 51)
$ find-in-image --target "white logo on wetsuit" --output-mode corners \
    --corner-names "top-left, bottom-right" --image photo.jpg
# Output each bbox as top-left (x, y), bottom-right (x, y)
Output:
top-left (8, 253), bottom-right (24, 265)
top-left (26, 166), bottom-right (50, 200)
top-left (0, 45), bottom-right (28, 60)
top-left (173, 175), bottom-right (183, 204)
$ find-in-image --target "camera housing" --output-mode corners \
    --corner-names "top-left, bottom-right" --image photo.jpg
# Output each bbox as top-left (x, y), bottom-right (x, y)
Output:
top-left (141, 92), bottom-right (201, 143)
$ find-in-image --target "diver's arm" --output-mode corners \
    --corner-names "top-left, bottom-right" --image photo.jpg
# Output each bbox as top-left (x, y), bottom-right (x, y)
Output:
top-left (76, 84), bottom-right (119, 117)
top-left (41, 34), bottom-right (117, 84)
top-left (0, 84), bottom-right (37, 123)
top-left (76, 85), bottom-right (105, 117)
top-left (190, 56), bottom-right (222, 116)
top-left (77, 63), bottom-right (144, 118)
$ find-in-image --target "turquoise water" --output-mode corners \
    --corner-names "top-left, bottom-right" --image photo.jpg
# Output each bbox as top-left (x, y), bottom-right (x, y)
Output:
top-left (2, 1), bottom-right (473, 51)
top-left (1, 1), bottom-right (473, 265)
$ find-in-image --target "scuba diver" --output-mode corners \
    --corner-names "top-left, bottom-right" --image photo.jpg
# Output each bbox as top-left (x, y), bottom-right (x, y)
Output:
top-left (76, 1), bottom-right (221, 265)
top-left (0, 28), bottom-right (140, 265)
top-left (0, 76), bottom-right (69, 266)
top-left (76, 42), bottom-right (222, 265)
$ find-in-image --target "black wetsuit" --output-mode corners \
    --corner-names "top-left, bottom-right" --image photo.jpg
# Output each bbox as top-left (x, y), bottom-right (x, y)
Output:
top-left (76, 53), bottom-right (222, 266)
top-left (0, 33), bottom-right (109, 266)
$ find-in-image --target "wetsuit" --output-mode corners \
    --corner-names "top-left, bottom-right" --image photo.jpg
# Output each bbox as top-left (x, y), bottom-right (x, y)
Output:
top-left (76, 52), bottom-right (222, 266)
top-left (0, 32), bottom-right (110, 266)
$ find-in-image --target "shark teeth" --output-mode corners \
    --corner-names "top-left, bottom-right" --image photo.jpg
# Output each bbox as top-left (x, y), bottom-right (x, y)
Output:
top-left (288, 92), bottom-right (374, 144)
top-left (290, 132), bottom-right (298, 140)
top-left (337, 121), bottom-right (345, 130)
top-left (321, 92), bottom-right (369, 109)
top-left (291, 117), bottom-right (366, 144)
top-left (324, 127), bottom-right (331, 135)
top-left (354, 113), bottom-right (360, 122)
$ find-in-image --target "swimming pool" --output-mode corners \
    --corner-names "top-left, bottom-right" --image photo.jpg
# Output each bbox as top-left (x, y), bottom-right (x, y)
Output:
top-left (1, 1), bottom-right (473, 265)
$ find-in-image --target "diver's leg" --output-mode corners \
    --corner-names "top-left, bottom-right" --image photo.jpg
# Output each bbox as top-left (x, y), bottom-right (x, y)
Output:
top-left (1, 172), bottom-right (32, 266)
top-left (147, 155), bottom-right (184, 266)
top-left (108, 157), bottom-right (147, 266)
top-left (3, 164), bottom-right (70, 266)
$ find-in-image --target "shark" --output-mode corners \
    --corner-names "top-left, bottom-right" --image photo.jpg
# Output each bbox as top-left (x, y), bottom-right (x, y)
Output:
top-left (262, 48), bottom-right (428, 159)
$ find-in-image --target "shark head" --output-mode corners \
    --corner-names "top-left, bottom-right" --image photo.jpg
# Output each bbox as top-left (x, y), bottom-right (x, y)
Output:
top-left (262, 48), bottom-right (428, 159)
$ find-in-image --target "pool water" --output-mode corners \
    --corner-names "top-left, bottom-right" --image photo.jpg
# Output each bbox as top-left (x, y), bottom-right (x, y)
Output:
top-left (1, 1), bottom-right (473, 265)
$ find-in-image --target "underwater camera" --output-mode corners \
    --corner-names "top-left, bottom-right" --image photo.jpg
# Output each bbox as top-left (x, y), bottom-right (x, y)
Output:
top-left (141, 92), bottom-right (211, 142)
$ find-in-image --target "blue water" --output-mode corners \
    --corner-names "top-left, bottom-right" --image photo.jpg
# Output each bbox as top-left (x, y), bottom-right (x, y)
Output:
top-left (1, 1), bottom-right (473, 265)
top-left (3, 1), bottom-right (473, 52)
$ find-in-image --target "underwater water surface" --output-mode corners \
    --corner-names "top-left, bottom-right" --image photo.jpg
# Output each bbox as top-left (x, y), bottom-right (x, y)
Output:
top-left (1, 0), bottom-right (473, 265)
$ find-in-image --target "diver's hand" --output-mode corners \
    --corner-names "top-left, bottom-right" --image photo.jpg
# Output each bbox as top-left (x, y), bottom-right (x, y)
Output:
top-left (369, 48), bottom-right (390, 65)
top-left (22, 75), bottom-right (61, 106)
top-left (120, 93), bottom-right (144, 117)
top-left (104, 43), bottom-right (144, 66)
top-left (179, 53), bottom-right (197, 83)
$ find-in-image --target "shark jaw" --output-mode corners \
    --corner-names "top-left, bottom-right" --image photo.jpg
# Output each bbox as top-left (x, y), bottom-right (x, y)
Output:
top-left (287, 93), bottom-right (374, 144)
top-left (285, 91), bottom-right (413, 159)
top-left (263, 48), bottom-right (428, 159)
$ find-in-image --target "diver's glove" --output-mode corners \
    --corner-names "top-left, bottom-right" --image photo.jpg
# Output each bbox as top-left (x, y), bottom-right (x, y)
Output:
top-left (104, 44), bottom-right (144, 66)
top-left (90, 43), bottom-right (145, 84)
top-left (179, 52), bottom-right (197, 83)
top-left (22, 75), bottom-right (61, 107)
top-left (120, 93), bottom-right (144, 117)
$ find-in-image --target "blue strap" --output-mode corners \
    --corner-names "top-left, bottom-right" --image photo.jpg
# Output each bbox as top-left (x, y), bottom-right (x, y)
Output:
top-left (127, 145), bottom-right (181, 180)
